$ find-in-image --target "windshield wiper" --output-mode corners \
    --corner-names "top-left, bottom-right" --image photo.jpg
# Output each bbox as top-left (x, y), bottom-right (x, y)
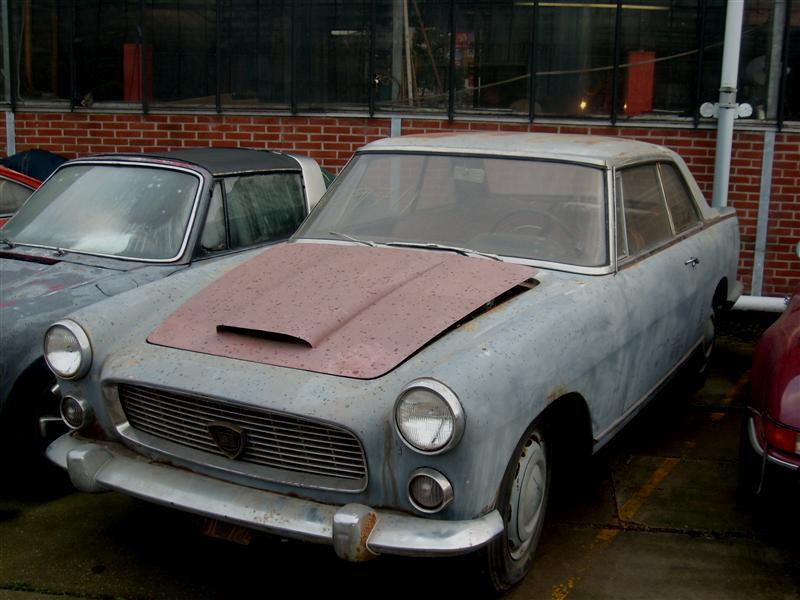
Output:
top-left (328, 231), bottom-right (376, 247)
top-left (382, 241), bottom-right (503, 261)
top-left (0, 237), bottom-right (13, 249)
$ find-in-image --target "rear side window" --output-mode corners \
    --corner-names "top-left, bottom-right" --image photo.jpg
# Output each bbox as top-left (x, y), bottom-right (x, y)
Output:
top-left (225, 173), bottom-right (306, 248)
top-left (618, 165), bottom-right (672, 255)
top-left (659, 163), bottom-right (700, 233)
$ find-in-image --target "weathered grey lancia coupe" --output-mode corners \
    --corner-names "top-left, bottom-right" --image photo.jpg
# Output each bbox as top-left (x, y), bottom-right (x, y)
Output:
top-left (46, 133), bottom-right (740, 589)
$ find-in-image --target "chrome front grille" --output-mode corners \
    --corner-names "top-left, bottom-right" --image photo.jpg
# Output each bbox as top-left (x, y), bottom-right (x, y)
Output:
top-left (117, 384), bottom-right (367, 486)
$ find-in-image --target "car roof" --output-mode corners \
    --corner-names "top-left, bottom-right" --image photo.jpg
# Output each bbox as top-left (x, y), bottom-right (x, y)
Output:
top-left (360, 132), bottom-right (677, 167)
top-left (84, 147), bottom-right (301, 176)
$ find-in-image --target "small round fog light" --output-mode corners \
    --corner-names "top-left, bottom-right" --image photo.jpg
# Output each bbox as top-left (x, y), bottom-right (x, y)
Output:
top-left (408, 468), bottom-right (453, 513)
top-left (60, 396), bottom-right (92, 430)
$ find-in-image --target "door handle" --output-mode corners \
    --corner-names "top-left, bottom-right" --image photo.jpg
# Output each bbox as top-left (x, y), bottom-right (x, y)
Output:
top-left (684, 257), bottom-right (700, 267)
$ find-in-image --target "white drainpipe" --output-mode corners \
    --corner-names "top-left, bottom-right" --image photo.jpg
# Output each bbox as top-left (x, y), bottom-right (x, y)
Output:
top-left (711, 0), bottom-right (745, 209)
top-left (733, 295), bottom-right (787, 313)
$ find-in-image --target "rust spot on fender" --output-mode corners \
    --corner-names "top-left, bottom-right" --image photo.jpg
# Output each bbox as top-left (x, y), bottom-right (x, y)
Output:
top-left (547, 385), bottom-right (568, 402)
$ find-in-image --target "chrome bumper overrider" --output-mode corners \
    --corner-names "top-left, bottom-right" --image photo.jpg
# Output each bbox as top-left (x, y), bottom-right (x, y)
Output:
top-left (47, 434), bottom-right (503, 560)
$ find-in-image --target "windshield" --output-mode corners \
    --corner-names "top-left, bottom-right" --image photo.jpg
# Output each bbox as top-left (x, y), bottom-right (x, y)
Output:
top-left (296, 153), bottom-right (608, 267)
top-left (2, 164), bottom-right (200, 260)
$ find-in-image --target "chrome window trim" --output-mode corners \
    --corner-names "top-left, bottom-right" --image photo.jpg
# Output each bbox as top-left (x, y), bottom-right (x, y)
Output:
top-left (8, 161), bottom-right (205, 264)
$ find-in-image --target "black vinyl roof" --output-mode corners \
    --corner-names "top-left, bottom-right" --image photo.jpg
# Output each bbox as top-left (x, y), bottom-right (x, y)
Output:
top-left (89, 147), bottom-right (300, 176)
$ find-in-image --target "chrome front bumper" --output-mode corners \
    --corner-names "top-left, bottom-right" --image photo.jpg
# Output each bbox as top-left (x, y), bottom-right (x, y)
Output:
top-left (47, 434), bottom-right (503, 560)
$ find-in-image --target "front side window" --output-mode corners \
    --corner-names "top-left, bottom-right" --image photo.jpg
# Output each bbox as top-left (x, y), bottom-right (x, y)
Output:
top-left (225, 173), bottom-right (306, 248)
top-left (2, 164), bottom-right (199, 260)
top-left (296, 153), bottom-right (608, 268)
top-left (617, 164), bottom-right (672, 256)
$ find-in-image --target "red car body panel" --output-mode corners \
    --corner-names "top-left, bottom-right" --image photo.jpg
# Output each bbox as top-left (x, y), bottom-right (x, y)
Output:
top-left (149, 242), bottom-right (537, 379)
top-left (749, 289), bottom-right (800, 467)
top-left (0, 165), bottom-right (42, 227)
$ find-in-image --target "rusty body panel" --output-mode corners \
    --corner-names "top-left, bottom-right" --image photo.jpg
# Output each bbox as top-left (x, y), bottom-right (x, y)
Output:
top-left (46, 133), bottom-right (742, 567)
top-left (149, 243), bottom-right (535, 379)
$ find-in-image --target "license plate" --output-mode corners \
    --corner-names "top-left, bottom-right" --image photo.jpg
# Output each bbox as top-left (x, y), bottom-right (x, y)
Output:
top-left (201, 518), bottom-right (254, 546)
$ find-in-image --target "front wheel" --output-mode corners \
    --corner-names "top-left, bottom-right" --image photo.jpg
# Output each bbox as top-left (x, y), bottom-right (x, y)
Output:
top-left (482, 423), bottom-right (550, 592)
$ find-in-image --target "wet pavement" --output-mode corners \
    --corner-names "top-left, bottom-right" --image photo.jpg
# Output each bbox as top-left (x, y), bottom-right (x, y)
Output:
top-left (1, 313), bottom-right (797, 600)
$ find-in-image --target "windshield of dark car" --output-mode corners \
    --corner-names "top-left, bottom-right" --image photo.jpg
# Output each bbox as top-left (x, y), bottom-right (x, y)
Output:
top-left (295, 153), bottom-right (608, 267)
top-left (2, 164), bottom-right (200, 260)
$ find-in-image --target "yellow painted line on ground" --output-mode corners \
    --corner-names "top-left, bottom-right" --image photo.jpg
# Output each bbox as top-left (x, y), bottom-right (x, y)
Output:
top-left (719, 370), bottom-right (750, 406)
top-left (549, 370), bottom-right (750, 599)
top-left (550, 457), bottom-right (680, 599)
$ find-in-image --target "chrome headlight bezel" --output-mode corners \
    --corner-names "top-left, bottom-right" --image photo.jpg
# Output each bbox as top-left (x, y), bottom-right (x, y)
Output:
top-left (43, 319), bottom-right (93, 380)
top-left (394, 378), bottom-right (465, 455)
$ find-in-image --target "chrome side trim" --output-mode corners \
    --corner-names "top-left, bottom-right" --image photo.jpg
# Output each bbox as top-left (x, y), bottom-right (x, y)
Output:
top-left (47, 434), bottom-right (503, 558)
top-left (747, 416), bottom-right (800, 471)
top-left (593, 337), bottom-right (702, 450)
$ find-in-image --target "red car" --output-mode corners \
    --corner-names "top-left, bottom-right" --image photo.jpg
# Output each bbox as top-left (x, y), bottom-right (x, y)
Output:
top-left (0, 165), bottom-right (41, 226)
top-left (740, 266), bottom-right (800, 496)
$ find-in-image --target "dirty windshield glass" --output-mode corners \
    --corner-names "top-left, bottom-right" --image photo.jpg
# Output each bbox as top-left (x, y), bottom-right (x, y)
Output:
top-left (3, 164), bottom-right (199, 260)
top-left (296, 153), bottom-right (608, 267)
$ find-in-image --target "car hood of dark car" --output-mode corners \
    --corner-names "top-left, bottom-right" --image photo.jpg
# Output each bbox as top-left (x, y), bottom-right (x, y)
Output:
top-left (0, 252), bottom-right (118, 307)
top-left (148, 242), bottom-right (537, 379)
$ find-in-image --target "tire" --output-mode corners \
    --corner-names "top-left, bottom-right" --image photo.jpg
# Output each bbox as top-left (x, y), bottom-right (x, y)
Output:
top-left (2, 363), bottom-right (68, 485)
top-left (482, 422), bottom-right (550, 592)
top-left (686, 310), bottom-right (716, 392)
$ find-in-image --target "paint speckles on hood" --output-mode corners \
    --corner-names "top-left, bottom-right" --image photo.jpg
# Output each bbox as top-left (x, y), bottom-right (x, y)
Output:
top-left (148, 243), bottom-right (536, 378)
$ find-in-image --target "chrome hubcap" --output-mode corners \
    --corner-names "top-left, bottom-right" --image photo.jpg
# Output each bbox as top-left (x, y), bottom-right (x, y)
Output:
top-left (508, 433), bottom-right (547, 560)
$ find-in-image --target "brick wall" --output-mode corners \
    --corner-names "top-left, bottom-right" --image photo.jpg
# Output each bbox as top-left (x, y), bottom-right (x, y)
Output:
top-left (8, 111), bottom-right (799, 297)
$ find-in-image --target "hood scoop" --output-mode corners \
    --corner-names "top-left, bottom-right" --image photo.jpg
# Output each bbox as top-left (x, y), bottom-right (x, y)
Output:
top-left (216, 324), bottom-right (313, 348)
top-left (149, 243), bottom-right (537, 379)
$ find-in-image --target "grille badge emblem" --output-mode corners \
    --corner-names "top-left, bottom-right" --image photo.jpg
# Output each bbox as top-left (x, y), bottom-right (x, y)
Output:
top-left (208, 421), bottom-right (247, 459)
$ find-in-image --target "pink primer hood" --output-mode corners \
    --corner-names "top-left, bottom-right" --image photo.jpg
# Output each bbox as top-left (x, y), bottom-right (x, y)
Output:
top-left (148, 242), bottom-right (536, 379)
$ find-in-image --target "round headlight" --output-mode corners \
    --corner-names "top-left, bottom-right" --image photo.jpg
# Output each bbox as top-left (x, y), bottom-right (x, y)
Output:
top-left (394, 379), bottom-right (465, 454)
top-left (44, 320), bottom-right (92, 380)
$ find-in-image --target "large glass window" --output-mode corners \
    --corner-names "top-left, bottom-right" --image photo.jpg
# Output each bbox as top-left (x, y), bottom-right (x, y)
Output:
top-left (145, 0), bottom-right (217, 107)
top-left (11, 0), bottom-right (72, 103)
top-left (702, 0), bottom-right (785, 122)
top-left (785, 5), bottom-right (800, 121)
top-left (219, 0), bottom-right (291, 109)
top-left (374, 0), bottom-right (451, 112)
top-left (453, 1), bottom-right (531, 116)
top-left (534, 1), bottom-right (616, 119)
top-left (297, 153), bottom-right (608, 267)
top-left (616, 1), bottom-right (699, 120)
top-left (74, 1), bottom-right (142, 105)
top-left (296, 0), bottom-right (370, 111)
top-left (2, 165), bottom-right (199, 260)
